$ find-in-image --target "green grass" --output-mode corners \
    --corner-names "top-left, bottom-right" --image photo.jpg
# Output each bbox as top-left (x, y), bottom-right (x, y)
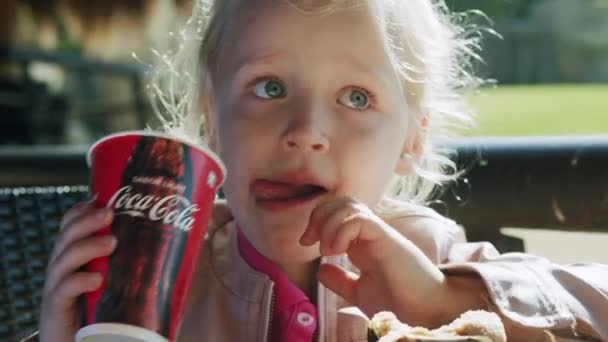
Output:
top-left (464, 85), bottom-right (608, 136)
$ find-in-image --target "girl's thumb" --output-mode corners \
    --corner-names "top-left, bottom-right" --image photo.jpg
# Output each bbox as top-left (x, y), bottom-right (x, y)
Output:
top-left (317, 263), bottom-right (357, 305)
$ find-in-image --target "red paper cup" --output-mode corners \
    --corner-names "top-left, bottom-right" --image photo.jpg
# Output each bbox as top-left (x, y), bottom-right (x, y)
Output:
top-left (78, 131), bottom-right (226, 342)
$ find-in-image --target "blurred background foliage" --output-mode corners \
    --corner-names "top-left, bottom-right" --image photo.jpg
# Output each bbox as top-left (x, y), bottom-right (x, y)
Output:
top-left (448, 0), bottom-right (608, 84)
top-left (446, 0), bottom-right (608, 136)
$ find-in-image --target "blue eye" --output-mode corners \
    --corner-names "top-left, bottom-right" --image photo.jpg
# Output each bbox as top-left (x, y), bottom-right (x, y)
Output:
top-left (338, 88), bottom-right (370, 110)
top-left (253, 79), bottom-right (286, 99)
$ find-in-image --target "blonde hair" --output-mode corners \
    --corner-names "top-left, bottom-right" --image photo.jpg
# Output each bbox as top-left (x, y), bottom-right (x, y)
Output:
top-left (148, 0), bottom-right (486, 206)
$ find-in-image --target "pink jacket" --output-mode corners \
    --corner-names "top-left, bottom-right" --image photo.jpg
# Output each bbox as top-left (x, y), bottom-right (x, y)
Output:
top-left (175, 200), bottom-right (608, 341)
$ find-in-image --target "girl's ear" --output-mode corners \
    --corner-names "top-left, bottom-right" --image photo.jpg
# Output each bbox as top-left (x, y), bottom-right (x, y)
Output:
top-left (394, 115), bottom-right (428, 175)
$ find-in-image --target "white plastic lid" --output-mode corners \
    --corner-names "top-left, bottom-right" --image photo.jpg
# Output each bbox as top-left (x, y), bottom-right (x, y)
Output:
top-left (86, 129), bottom-right (227, 183)
top-left (76, 323), bottom-right (168, 342)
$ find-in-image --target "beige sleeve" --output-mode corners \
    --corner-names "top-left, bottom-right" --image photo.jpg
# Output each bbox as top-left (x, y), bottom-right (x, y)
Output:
top-left (377, 200), bottom-right (608, 340)
top-left (442, 238), bottom-right (608, 340)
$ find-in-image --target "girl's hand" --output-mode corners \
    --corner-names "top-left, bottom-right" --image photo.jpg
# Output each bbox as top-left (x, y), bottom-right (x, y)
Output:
top-left (300, 197), bottom-right (481, 328)
top-left (39, 202), bottom-right (116, 342)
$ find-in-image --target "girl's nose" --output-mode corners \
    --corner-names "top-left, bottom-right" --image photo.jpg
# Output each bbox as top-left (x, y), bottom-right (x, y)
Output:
top-left (281, 122), bottom-right (329, 154)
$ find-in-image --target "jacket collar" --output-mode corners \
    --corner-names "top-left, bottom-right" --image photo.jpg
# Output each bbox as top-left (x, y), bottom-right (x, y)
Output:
top-left (204, 201), bottom-right (353, 341)
top-left (206, 201), bottom-right (272, 303)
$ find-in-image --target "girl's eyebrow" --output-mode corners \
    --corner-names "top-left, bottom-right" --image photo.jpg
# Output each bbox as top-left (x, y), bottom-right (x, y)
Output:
top-left (336, 54), bottom-right (396, 92)
top-left (230, 49), bottom-right (396, 94)
top-left (233, 50), bottom-right (290, 74)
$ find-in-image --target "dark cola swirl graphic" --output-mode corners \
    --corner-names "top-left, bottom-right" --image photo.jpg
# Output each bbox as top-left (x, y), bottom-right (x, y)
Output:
top-left (94, 136), bottom-right (193, 338)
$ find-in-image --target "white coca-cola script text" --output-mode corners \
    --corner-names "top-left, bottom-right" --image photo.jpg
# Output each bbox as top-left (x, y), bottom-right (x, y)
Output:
top-left (107, 185), bottom-right (200, 232)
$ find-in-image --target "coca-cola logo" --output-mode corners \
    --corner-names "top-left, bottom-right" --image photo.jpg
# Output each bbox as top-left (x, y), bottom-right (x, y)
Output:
top-left (107, 185), bottom-right (200, 232)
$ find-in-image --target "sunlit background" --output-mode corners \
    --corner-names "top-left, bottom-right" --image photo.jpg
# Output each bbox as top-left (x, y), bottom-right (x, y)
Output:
top-left (1, 0), bottom-right (607, 262)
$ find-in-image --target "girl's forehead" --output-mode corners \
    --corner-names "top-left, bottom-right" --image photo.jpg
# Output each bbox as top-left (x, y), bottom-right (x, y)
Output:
top-left (219, 2), bottom-right (391, 68)
top-left (231, 0), bottom-right (358, 12)
top-left (223, 0), bottom-right (379, 38)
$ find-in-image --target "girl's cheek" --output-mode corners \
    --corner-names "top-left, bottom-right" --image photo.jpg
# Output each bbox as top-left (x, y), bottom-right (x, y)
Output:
top-left (332, 105), bottom-right (386, 133)
top-left (218, 114), bottom-right (278, 155)
top-left (233, 108), bottom-right (300, 144)
top-left (227, 98), bottom-right (278, 122)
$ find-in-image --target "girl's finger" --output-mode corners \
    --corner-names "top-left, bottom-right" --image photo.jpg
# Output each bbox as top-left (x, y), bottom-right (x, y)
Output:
top-left (46, 272), bottom-right (104, 312)
top-left (301, 197), bottom-right (354, 246)
top-left (319, 200), bottom-right (378, 255)
top-left (59, 196), bottom-right (97, 229)
top-left (45, 235), bottom-right (117, 295)
top-left (49, 208), bottom-right (113, 265)
top-left (329, 213), bottom-right (368, 255)
top-left (301, 201), bottom-right (337, 245)
top-left (317, 263), bottom-right (358, 305)
top-left (318, 203), bottom-right (359, 255)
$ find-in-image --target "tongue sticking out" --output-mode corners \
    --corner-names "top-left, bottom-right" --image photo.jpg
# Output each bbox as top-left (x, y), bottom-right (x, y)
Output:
top-left (252, 180), bottom-right (326, 201)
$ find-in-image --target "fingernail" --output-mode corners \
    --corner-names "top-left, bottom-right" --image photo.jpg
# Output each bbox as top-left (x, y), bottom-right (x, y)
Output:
top-left (300, 233), bottom-right (311, 245)
top-left (97, 209), bottom-right (112, 223)
top-left (106, 235), bottom-right (117, 248)
top-left (91, 273), bottom-right (103, 286)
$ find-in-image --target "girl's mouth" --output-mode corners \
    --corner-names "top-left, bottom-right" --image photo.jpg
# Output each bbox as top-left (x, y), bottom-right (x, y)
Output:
top-left (251, 179), bottom-right (328, 211)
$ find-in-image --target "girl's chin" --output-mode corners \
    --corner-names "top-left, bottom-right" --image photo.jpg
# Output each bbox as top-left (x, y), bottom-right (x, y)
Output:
top-left (240, 216), bottom-right (318, 261)
top-left (265, 240), bottom-right (320, 264)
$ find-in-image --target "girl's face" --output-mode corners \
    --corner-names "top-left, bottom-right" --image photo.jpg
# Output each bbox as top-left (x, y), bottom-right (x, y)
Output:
top-left (208, 2), bottom-right (415, 264)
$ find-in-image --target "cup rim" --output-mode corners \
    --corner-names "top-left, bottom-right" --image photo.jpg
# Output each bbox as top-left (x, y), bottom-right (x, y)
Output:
top-left (76, 323), bottom-right (168, 342)
top-left (86, 130), bottom-right (226, 185)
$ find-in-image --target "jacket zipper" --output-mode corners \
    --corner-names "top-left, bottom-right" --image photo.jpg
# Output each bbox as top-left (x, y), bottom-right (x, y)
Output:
top-left (268, 258), bottom-right (327, 342)
top-left (267, 292), bottom-right (275, 342)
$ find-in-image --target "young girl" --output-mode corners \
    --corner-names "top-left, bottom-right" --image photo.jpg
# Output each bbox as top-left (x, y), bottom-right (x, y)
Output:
top-left (36, 0), bottom-right (608, 341)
